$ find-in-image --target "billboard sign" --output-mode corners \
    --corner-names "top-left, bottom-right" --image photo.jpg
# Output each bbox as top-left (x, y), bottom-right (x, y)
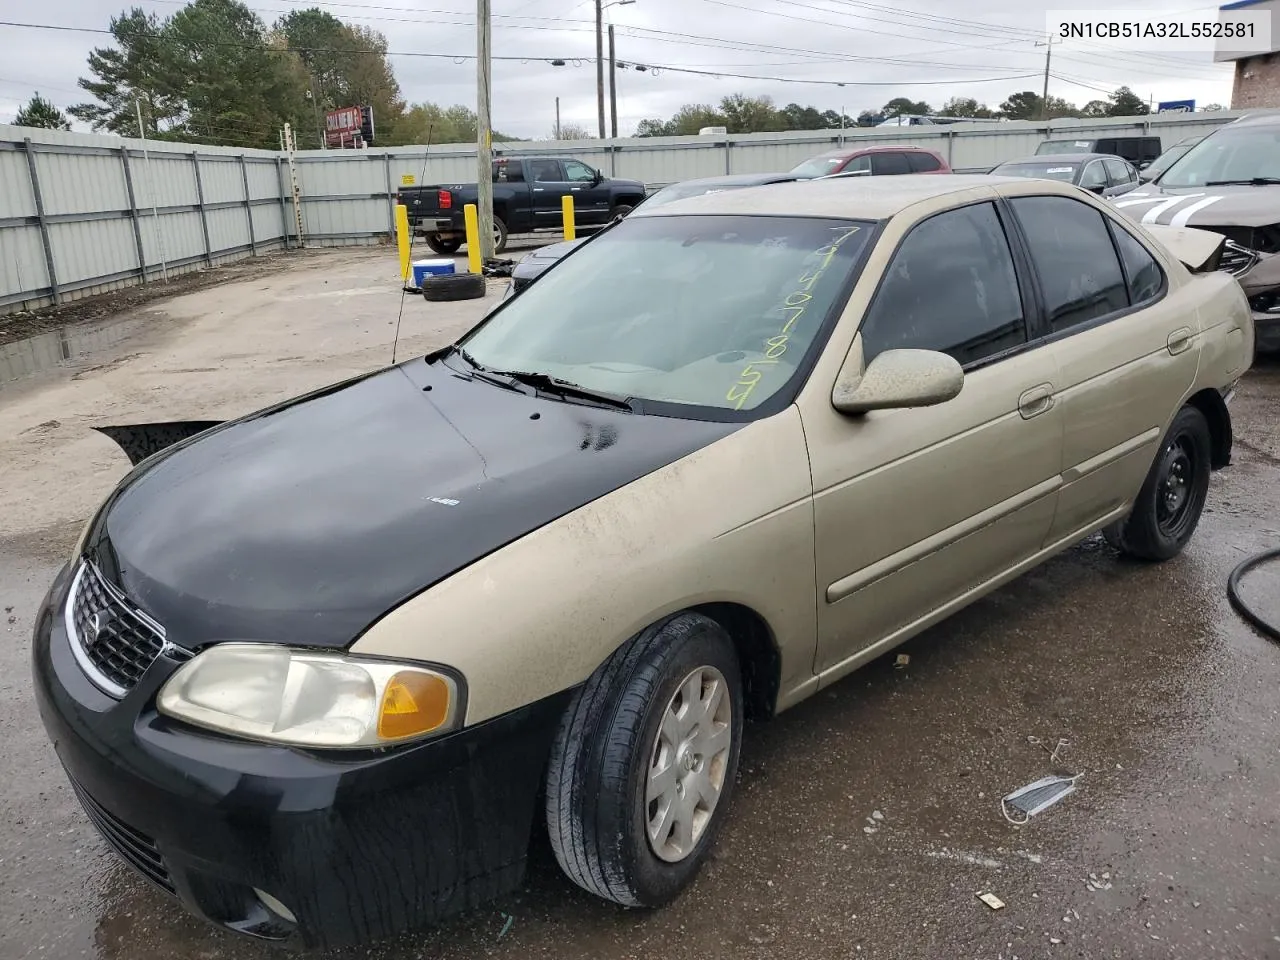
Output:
top-left (1157, 99), bottom-right (1196, 113)
top-left (325, 105), bottom-right (374, 148)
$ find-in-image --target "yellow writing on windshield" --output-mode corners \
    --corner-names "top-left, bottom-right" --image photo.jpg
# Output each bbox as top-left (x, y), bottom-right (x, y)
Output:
top-left (726, 226), bottom-right (861, 410)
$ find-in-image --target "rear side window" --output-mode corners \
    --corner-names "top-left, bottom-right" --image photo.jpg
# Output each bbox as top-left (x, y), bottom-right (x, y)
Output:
top-left (1010, 196), bottom-right (1128, 333)
top-left (871, 152), bottom-right (912, 176)
top-left (859, 202), bottom-right (1026, 366)
top-left (1110, 223), bottom-right (1164, 304)
top-left (907, 152), bottom-right (942, 172)
top-left (493, 161), bottom-right (524, 183)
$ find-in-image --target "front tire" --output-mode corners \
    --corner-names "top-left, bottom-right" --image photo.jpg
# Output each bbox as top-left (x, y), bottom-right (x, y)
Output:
top-left (1103, 405), bottom-right (1211, 561)
top-left (545, 612), bottom-right (743, 908)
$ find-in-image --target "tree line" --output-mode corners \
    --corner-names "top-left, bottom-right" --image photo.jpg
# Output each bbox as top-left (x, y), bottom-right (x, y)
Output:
top-left (13, 0), bottom-right (518, 149)
top-left (635, 89), bottom-right (1226, 137)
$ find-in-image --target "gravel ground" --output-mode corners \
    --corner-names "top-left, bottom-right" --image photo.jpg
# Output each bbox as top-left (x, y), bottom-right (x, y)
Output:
top-left (1, 248), bottom-right (1277, 960)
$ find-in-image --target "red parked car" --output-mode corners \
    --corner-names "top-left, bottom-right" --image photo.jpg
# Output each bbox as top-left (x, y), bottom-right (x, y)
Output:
top-left (789, 144), bottom-right (951, 179)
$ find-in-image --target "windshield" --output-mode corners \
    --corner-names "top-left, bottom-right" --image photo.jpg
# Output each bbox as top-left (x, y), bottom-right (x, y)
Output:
top-left (458, 214), bottom-right (874, 416)
top-left (1141, 142), bottom-right (1196, 181)
top-left (1036, 139), bottom-right (1095, 155)
top-left (993, 161), bottom-right (1080, 182)
top-left (790, 154), bottom-right (846, 178)
top-left (1159, 126), bottom-right (1280, 187)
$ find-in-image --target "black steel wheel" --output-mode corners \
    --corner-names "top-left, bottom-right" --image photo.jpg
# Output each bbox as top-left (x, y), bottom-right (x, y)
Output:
top-left (421, 271), bottom-right (487, 302)
top-left (1103, 405), bottom-right (1211, 561)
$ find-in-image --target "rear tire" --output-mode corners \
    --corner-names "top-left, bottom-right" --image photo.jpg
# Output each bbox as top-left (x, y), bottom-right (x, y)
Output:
top-left (545, 612), bottom-right (743, 908)
top-left (421, 271), bottom-right (486, 301)
top-left (424, 234), bottom-right (462, 255)
top-left (1103, 405), bottom-right (1211, 561)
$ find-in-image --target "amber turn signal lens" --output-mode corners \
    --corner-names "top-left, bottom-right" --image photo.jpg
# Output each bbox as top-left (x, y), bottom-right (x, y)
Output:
top-left (377, 672), bottom-right (452, 740)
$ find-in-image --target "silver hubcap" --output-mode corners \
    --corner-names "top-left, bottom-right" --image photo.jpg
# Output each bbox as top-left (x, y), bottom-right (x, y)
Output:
top-left (645, 665), bottom-right (732, 863)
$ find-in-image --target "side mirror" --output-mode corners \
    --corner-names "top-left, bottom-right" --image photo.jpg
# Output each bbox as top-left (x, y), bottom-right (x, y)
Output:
top-left (1086, 183), bottom-right (1105, 194)
top-left (832, 347), bottom-right (964, 414)
top-left (592, 168), bottom-right (604, 184)
top-left (1138, 160), bottom-right (1152, 170)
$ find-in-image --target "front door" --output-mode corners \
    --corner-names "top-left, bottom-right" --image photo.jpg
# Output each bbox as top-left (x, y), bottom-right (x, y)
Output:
top-left (1002, 193), bottom-right (1201, 542)
top-left (805, 200), bottom-right (1064, 678)
top-left (561, 159), bottom-right (612, 222)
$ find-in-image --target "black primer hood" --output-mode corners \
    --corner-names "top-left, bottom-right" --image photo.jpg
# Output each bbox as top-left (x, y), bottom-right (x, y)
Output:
top-left (83, 358), bottom-right (740, 650)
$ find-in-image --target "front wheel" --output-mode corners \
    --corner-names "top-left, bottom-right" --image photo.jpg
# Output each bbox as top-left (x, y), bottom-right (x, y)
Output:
top-left (611, 203), bottom-right (635, 220)
top-left (545, 612), bottom-right (743, 908)
top-left (1103, 405), bottom-right (1211, 561)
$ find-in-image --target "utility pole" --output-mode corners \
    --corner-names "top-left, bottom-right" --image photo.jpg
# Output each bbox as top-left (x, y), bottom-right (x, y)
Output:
top-left (556, 96), bottom-right (561, 139)
top-left (608, 24), bottom-right (618, 139)
top-left (595, 0), bottom-right (606, 138)
top-left (477, 0), bottom-right (495, 260)
top-left (1036, 33), bottom-right (1055, 120)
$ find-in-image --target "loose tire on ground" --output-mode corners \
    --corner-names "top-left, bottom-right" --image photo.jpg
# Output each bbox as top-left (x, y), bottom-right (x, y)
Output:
top-left (1103, 405), bottom-right (1212, 561)
top-left (545, 612), bottom-right (743, 908)
top-left (421, 271), bottom-right (486, 302)
top-left (424, 234), bottom-right (462, 255)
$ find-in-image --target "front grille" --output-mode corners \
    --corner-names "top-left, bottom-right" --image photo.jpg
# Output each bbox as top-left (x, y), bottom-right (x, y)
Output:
top-left (67, 562), bottom-right (167, 697)
top-left (70, 779), bottom-right (176, 895)
top-left (1219, 239), bottom-right (1259, 277)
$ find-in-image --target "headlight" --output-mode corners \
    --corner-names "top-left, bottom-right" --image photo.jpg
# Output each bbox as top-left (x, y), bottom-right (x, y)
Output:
top-left (156, 644), bottom-right (461, 749)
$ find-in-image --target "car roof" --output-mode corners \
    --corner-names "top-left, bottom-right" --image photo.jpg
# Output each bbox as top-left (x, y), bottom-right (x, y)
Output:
top-left (997, 153), bottom-right (1116, 164)
top-left (631, 173), bottom-right (1072, 220)
top-left (810, 144), bottom-right (936, 159)
top-left (662, 172), bottom-right (796, 188)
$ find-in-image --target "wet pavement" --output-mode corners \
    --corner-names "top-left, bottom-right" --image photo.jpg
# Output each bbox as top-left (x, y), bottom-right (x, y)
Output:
top-left (1, 257), bottom-right (1279, 959)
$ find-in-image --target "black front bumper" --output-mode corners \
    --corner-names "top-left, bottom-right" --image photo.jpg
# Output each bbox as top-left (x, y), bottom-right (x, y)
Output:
top-left (31, 563), bottom-right (570, 950)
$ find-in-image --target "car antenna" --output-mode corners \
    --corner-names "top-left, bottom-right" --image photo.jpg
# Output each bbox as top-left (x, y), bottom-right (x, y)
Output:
top-left (391, 123), bottom-right (435, 366)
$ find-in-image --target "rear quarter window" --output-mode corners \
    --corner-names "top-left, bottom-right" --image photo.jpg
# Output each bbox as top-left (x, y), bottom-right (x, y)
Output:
top-left (907, 152), bottom-right (942, 172)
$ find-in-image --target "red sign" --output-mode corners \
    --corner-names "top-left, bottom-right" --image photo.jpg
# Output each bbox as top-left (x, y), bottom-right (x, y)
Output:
top-left (325, 106), bottom-right (363, 148)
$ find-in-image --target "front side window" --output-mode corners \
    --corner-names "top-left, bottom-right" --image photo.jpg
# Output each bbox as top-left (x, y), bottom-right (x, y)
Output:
top-left (460, 215), bottom-right (875, 415)
top-left (1010, 196), bottom-right (1128, 333)
top-left (1160, 125), bottom-right (1280, 187)
top-left (1079, 161), bottom-right (1107, 189)
top-left (790, 153), bottom-right (845, 178)
top-left (858, 202), bottom-right (1026, 367)
top-left (564, 160), bottom-right (597, 182)
top-left (842, 155), bottom-right (872, 175)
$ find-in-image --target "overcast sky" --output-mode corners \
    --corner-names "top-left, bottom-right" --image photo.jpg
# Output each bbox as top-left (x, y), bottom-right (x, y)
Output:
top-left (0, 0), bottom-right (1237, 139)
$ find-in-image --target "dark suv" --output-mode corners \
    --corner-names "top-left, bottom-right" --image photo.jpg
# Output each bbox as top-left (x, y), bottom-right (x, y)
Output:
top-left (1035, 136), bottom-right (1163, 169)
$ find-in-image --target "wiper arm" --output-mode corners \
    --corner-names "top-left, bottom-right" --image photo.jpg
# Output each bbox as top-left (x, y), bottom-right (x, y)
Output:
top-left (444, 344), bottom-right (531, 393)
top-left (1204, 177), bottom-right (1280, 186)
top-left (491, 369), bottom-right (638, 411)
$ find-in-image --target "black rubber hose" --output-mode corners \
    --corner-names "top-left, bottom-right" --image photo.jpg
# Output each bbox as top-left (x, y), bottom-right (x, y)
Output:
top-left (1227, 546), bottom-right (1280, 643)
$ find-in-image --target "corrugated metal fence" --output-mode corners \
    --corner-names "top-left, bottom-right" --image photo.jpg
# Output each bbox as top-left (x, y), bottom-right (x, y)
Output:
top-left (0, 110), bottom-right (1263, 316)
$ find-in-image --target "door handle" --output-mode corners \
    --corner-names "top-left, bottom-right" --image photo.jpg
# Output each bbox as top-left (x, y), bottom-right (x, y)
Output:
top-left (532, 188), bottom-right (545, 192)
top-left (1167, 326), bottom-right (1194, 355)
top-left (1018, 383), bottom-right (1055, 419)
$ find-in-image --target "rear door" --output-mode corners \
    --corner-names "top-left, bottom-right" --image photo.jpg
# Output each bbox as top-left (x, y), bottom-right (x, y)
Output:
top-left (526, 158), bottom-right (569, 228)
top-left (806, 200), bottom-right (1064, 676)
top-left (1003, 193), bottom-right (1199, 542)
top-left (870, 152), bottom-right (912, 176)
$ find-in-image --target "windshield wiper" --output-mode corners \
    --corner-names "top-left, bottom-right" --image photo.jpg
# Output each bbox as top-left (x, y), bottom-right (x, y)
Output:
top-left (1204, 177), bottom-right (1280, 186)
top-left (490, 369), bottom-right (638, 411)
top-left (443, 344), bottom-right (531, 393)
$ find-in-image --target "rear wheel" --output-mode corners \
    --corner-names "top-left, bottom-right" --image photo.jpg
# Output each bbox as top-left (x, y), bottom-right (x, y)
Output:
top-left (1103, 405), bottom-right (1211, 561)
top-left (424, 234), bottom-right (461, 255)
top-left (545, 612), bottom-right (743, 907)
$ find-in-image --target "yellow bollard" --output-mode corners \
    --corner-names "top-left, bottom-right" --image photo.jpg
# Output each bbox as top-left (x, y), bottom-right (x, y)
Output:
top-left (561, 195), bottom-right (576, 241)
top-left (394, 204), bottom-right (411, 282)
top-left (463, 203), bottom-right (482, 275)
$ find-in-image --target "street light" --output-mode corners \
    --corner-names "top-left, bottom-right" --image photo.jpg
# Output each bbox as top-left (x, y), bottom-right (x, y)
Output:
top-left (596, 0), bottom-right (634, 138)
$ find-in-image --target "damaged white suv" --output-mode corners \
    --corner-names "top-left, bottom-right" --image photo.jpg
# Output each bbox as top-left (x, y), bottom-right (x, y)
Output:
top-left (1111, 112), bottom-right (1280, 353)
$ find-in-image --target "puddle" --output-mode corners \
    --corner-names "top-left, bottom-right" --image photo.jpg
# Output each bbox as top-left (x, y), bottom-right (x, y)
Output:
top-left (0, 316), bottom-right (149, 387)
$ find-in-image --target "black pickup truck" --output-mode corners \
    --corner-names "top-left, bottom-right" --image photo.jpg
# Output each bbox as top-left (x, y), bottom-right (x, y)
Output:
top-left (397, 156), bottom-right (647, 254)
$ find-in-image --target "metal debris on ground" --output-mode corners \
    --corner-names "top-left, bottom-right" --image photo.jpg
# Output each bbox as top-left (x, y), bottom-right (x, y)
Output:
top-left (497, 913), bottom-right (514, 939)
top-left (482, 257), bottom-right (516, 277)
top-left (1027, 736), bottom-right (1071, 763)
top-left (977, 892), bottom-right (1006, 910)
top-left (1086, 872), bottom-right (1113, 891)
top-left (1001, 774), bottom-right (1083, 825)
top-left (895, 654), bottom-right (911, 669)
